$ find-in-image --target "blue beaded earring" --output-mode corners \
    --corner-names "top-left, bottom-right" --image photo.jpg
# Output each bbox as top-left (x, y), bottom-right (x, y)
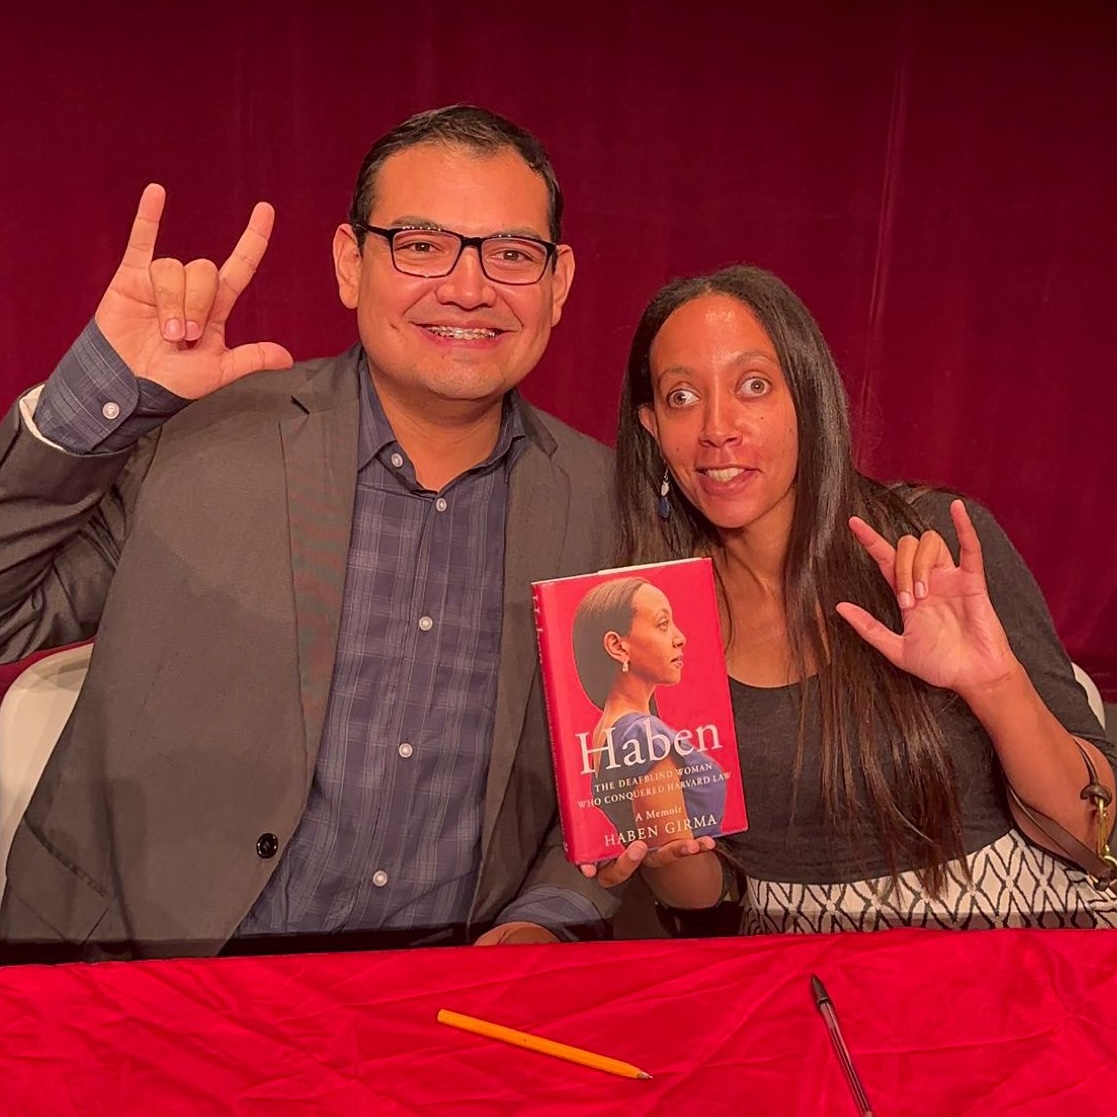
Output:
top-left (658, 469), bottom-right (671, 521)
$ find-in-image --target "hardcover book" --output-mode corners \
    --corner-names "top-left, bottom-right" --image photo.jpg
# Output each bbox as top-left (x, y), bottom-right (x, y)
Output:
top-left (532, 557), bottom-right (747, 864)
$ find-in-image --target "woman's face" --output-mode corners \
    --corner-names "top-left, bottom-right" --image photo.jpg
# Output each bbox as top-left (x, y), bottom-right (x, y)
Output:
top-left (622, 584), bottom-right (686, 686)
top-left (639, 294), bottom-right (799, 542)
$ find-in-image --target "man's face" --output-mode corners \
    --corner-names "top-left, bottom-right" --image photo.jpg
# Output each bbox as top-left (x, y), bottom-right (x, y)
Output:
top-left (333, 143), bottom-right (575, 414)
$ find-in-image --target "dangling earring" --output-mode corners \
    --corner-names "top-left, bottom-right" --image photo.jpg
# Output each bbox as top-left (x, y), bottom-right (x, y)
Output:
top-left (657, 469), bottom-right (671, 521)
top-left (621, 659), bottom-right (630, 674)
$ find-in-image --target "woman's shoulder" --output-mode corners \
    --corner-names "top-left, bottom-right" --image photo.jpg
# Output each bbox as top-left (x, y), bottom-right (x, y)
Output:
top-left (871, 481), bottom-right (1003, 541)
top-left (872, 480), bottom-right (1050, 625)
top-left (879, 480), bottom-right (958, 514)
top-left (609, 710), bottom-right (673, 737)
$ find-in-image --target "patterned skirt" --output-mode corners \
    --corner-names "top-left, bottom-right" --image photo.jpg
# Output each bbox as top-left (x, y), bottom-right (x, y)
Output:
top-left (742, 829), bottom-right (1117, 934)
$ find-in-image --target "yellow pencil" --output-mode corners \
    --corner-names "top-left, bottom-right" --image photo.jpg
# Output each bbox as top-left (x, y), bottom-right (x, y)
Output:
top-left (436, 1009), bottom-right (653, 1080)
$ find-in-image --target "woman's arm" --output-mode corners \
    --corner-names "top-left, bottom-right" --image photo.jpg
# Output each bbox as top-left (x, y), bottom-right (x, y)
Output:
top-left (958, 664), bottom-right (1113, 852)
top-left (837, 498), bottom-right (1114, 857)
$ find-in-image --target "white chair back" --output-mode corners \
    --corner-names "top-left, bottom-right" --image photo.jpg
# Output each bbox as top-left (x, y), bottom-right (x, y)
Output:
top-left (0, 644), bottom-right (93, 899)
top-left (1072, 662), bottom-right (1106, 730)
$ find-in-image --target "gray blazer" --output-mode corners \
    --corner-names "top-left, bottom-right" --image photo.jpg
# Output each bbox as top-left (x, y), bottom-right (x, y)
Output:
top-left (0, 349), bottom-right (618, 956)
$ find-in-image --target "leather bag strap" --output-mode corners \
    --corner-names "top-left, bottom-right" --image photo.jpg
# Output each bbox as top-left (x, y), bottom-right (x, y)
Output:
top-left (1006, 741), bottom-right (1117, 891)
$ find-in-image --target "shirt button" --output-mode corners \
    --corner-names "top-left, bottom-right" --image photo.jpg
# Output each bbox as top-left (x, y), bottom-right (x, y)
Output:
top-left (372, 870), bottom-right (389, 888)
top-left (101, 401), bottom-right (121, 421)
top-left (418, 615), bottom-right (433, 631)
top-left (398, 742), bottom-right (413, 759)
top-left (255, 833), bottom-right (279, 859)
top-left (390, 452), bottom-right (404, 468)
top-left (435, 497), bottom-right (448, 512)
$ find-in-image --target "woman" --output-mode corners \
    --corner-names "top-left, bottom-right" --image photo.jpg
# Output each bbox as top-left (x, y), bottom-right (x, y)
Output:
top-left (572, 576), bottom-right (727, 848)
top-left (589, 264), bottom-right (1117, 932)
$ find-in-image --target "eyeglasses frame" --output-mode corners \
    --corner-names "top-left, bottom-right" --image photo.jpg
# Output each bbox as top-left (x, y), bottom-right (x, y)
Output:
top-left (351, 222), bottom-right (559, 286)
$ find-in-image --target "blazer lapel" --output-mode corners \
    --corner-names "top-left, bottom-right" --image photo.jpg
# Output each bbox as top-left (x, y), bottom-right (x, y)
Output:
top-left (480, 437), bottom-right (569, 859)
top-left (279, 354), bottom-right (361, 780)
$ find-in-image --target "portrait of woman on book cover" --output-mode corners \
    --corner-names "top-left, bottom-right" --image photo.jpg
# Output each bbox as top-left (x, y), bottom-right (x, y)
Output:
top-left (571, 575), bottom-right (729, 847)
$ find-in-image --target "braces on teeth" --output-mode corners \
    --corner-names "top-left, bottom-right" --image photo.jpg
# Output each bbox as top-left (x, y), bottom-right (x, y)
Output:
top-left (426, 326), bottom-right (499, 339)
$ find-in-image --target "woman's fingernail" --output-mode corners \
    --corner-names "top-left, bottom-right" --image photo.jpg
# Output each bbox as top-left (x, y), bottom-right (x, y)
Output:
top-left (184, 320), bottom-right (202, 341)
top-left (163, 317), bottom-right (184, 340)
top-left (898, 590), bottom-right (914, 608)
top-left (914, 580), bottom-right (927, 599)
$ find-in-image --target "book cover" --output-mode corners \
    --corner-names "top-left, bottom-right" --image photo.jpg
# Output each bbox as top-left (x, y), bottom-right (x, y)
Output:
top-left (532, 557), bottom-right (747, 865)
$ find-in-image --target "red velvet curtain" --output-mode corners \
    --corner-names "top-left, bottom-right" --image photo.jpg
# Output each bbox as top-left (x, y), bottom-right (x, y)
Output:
top-left (2, 0), bottom-right (1115, 696)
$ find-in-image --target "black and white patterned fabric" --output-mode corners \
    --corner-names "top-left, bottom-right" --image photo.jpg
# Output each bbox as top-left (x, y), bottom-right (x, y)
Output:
top-left (741, 829), bottom-right (1117, 933)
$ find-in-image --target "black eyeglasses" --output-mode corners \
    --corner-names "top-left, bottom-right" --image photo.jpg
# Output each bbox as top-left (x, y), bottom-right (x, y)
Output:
top-left (353, 222), bottom-right (557, 285)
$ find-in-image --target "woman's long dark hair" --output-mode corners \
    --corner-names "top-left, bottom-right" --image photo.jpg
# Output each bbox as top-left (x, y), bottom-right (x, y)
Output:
top-left (616, 264), bottom-right (965, 893)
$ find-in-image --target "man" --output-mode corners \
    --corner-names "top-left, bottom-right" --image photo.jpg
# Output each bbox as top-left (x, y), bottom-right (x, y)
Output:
top-left (0, 105), bottom-right (617, 959)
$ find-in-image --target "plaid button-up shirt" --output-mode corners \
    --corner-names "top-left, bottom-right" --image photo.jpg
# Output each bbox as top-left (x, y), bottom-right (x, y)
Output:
top-left (239, 362), bottom-right (523, 934)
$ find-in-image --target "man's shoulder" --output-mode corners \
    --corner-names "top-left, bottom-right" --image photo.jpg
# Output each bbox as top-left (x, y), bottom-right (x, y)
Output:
top-left (518, 401), bottom-right (613, 469)
top-left (235, 346), bottom-right (362, 406)
top-left (518, 403), bottom-right (615, 515)
top-left (513, 402), bottom-right (616, 556)
top-left (159, 347), bottom-right (362, 436)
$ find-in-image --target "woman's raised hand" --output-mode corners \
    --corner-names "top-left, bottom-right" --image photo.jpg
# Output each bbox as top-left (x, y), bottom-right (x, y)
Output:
top-left (836, 499), bottom-right (1019, 698)
top-left (93, 183), bottom-right (294, 399)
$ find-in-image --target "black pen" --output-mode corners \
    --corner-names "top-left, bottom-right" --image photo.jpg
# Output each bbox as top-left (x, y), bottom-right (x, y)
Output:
top-left (811, 975), bottom-right (875, 1117)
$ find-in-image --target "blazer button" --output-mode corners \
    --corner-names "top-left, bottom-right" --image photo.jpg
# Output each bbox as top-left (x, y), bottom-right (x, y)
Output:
top-left (256, 833), bottom-right (279, 859)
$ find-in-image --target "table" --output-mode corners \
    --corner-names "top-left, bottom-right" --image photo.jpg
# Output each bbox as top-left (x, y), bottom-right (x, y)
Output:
top-left (1, 927), bottom-right (1115, 1115)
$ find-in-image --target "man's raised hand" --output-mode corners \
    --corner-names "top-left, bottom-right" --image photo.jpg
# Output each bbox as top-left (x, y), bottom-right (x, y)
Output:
top-left (94, 184), bottom-right (293, 398)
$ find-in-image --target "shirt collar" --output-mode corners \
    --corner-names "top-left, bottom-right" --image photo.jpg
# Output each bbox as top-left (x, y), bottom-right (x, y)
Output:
top-left (355, 350), bottom-right (531, 476)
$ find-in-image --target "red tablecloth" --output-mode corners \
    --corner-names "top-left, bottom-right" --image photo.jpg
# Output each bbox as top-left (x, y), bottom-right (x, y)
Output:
top-left (1, 927), bottom-right (1115, 1116)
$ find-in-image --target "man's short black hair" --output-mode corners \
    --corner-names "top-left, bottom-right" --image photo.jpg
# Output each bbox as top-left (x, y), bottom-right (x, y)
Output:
top-left (348, 104), bottom-right (564, 246)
